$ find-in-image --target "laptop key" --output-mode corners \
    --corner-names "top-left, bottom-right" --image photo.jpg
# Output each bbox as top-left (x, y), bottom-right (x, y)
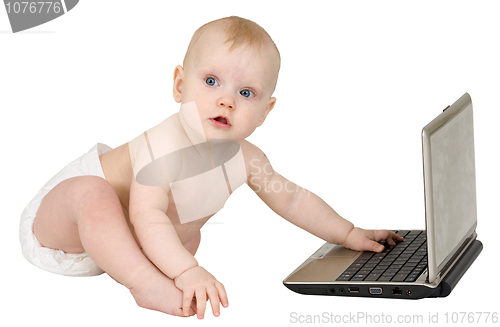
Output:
top-left (351, 277), bottom-right (365, 281)
top-left (353, 259), bottom-right (368, 264)
top-left (378, 276), bottom-right (392, 282)
top-left (405, 275), bottom-right (417, 282)
top-left (392, 273), bottom-right (409, 282)
top-left (381, 273), bottom-right (396, 280)
top-left (354, 273), bottom-right (369, 278)
top-left (357, 252), bottom-right (375, 260)
top-left (336, 276), bottom-right (351, 281)
top-left (358, 269), bottom-right (373, 275)
top-left (395, 230), bottom-right (410, 237)
top-left (365, 273), bottom-right (383, 281)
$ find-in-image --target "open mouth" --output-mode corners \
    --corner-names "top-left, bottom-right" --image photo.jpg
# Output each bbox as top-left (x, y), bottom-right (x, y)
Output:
top-left (210, 115), bottom-right (231, 128)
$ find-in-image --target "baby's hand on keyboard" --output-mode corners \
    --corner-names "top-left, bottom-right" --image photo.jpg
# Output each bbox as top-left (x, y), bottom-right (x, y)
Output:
top-left (342, 227), bottom-right (404, 252)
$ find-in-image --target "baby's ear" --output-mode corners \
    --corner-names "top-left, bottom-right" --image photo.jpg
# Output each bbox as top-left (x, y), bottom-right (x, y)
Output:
top-left (257, 97), bottom-right (276, 127)
top-left (173, 65), bottom-right (184, 103)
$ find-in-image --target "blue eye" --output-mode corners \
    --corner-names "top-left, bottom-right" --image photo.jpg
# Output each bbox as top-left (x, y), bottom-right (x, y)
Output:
top-left (240, 89), bottom-right (255, 98)
top-left (205, 77), bottom-right (219, 86)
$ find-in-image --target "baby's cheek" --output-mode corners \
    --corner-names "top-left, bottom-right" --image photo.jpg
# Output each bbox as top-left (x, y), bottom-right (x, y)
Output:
top-left (241, 126), bottom-right (258, 139)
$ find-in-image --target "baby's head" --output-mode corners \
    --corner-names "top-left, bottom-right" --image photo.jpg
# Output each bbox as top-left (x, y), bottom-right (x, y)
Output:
top-left (173, 16), bottom-right (281, 141)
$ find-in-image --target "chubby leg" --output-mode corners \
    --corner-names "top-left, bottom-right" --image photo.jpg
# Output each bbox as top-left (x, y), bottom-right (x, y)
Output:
top-left (33, 176), bottom-right (195, 317)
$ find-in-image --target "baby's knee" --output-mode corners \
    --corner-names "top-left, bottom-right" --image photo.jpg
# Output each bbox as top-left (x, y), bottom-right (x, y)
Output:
top-left (69, 176), bottom-right (120, 220)
top-left (72, 176), bottom-right (114, 198)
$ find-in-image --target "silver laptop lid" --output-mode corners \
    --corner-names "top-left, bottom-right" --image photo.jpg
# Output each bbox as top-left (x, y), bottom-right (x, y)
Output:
top-left (422, 93), bottom-right (477, 283)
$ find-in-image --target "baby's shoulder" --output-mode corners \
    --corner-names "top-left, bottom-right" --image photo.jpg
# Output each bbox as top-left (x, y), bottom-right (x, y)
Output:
top-left (239, 140), bottom-right (270, 177)
top-left (239, 139), bottom-right (265, 159)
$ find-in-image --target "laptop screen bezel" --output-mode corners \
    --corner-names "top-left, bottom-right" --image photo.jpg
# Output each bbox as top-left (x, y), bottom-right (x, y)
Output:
top-left (422, 93), bottom-right (478, 283)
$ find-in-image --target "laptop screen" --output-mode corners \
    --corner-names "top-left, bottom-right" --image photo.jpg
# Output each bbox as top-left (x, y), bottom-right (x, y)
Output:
top-left (423, 97), bottom-right (477, 281)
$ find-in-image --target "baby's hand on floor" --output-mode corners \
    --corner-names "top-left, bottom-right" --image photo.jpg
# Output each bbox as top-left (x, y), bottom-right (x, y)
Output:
top-left (342, 227), bottom-right (403, 252)
top-left (174, 266), bottom-right (228, 319)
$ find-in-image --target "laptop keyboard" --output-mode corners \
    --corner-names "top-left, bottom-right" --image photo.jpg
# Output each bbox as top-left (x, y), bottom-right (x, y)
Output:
top-left (336, 230), bottom-right (427, 283)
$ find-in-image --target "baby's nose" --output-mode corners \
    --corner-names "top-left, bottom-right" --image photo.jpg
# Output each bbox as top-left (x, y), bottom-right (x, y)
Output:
top-left (217, 96), bottom-right (235, 110)
top-left (219, 102), bottom-right (233, 109)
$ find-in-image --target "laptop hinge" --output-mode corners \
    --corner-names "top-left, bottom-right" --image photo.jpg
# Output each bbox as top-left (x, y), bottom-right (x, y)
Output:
top-left (430, 239), bottom-right (483, 297)
top-left (430, 232), bottom-right (475, 283)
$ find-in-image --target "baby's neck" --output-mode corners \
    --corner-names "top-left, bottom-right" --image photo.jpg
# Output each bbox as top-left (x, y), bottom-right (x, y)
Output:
top-left (178, 102), bottom-right (208, 146)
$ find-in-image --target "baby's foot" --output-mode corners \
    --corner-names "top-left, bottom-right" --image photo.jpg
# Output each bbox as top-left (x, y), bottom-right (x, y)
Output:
top-left (130, 270), bottom-right (196, 317)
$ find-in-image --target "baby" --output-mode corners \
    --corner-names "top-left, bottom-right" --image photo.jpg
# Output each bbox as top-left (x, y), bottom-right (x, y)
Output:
top-left (20, 16), bottom-right (402, 319)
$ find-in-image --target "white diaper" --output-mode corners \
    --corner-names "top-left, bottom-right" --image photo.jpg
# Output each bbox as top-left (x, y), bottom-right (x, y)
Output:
top-left (19, 143), bottom-right (112, 277)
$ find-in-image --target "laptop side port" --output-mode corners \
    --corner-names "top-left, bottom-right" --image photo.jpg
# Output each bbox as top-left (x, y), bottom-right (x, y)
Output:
top-left (347, 287), bottom-right (360, 293)
top-left (392, 287), bottom-right (403, 296)
top-left (369, 287), bottom-right (383, 295)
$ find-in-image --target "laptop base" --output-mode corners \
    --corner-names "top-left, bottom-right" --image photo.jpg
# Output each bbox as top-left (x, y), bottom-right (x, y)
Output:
top-left (283, 239), bottom-right (482, 299)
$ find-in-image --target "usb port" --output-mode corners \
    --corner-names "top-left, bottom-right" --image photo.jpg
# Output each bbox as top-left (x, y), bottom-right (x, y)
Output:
top-left (347, 287), bottom-right (360, 293)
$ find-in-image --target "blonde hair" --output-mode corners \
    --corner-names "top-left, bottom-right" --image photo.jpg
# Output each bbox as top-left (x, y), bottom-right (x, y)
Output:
top-left (183, 16), bottom-right (280, 68)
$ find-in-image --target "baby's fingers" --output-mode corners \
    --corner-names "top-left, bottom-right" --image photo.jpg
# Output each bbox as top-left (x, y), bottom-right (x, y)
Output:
top-left (207, 285), bottom-right (221, 317)
top-left (384, 231), bottom-right (404, 246)
top-left (373, 230), bottom-right (403, 246)
top-left (182, 289), bottom-right (195, 317)
top-left (392, 231), bottom-right (404, 242)
top-left (195, 287), bottom-right (207, 319)
top-left (367, 239), bottom-right (385, 252)
top-left (216, 281), bottom-right (229, 308)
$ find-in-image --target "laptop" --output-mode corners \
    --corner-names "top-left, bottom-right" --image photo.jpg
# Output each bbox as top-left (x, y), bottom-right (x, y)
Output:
top-left (283, 93), bottom-right (483, 299)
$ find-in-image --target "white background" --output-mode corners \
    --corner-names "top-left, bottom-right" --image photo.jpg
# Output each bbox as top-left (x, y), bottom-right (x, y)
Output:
top-left (1, 1), bottom-right (499, 326)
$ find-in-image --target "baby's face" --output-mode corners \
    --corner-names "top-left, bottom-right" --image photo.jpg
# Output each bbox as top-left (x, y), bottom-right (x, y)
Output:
top-left (176, 30), bottom-right (279, 141)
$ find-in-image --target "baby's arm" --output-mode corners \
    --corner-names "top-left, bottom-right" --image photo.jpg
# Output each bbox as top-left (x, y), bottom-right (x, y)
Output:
top-left (129, 178), bottom-right (227, 318)
top-left (244, 141), bottom-right (402, 251)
